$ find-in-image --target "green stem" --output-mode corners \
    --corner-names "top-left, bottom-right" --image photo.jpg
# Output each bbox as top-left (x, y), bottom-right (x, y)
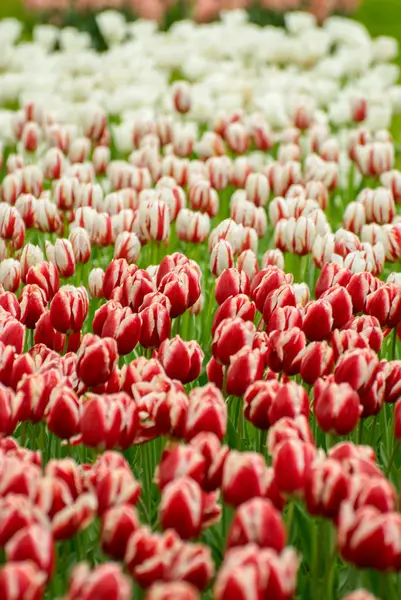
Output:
top-left (386, 441), bottom-right (399, 477)
top-left (392, 326), bottom-right (398, 361)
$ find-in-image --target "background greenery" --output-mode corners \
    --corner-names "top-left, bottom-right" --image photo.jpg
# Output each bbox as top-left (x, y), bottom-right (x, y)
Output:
top-left (0, 0), bottom-right (400, 139)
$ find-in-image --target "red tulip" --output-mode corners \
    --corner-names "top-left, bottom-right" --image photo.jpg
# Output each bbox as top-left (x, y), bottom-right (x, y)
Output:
top-left (26, 261), bottom-right (60, 300)
top-left (244, 380), bottom-right (282, 430)
top-left (226, 348), bottom-right (264, 397)
top-left (266, 327), bottom-right (306, 375)
top-left (212, 318), bottom-right (255, 366)
top-left (139, 304), bottom-right (171, 349)
top-left (227, 498), bottom-right (286, 551)
top-left (0, 561), bottom-right (45, 600)
top-left (101, 505), bottom-right (139, 560)
top-left (185, 384), bottom-right (227, 442)
top-left (212, 294), bottom-right (256, 335)
top-left (305, 456), bottom-right (350, 524)
top-left (222, 451), bottom-right (268, 507)
top-left (6, 524), bottom-right (54, 580)
top-left (157, 336), bottom-right (204, 384)
top-left (19, 284), bottom-right (47, 329)
top-left (302, 299), bottom-right (333, 341)
top-left (155, 444), bottom-right (206, 491)
top-left (77, 334), bottom-right (117, 387)
top-left (269, 381), bottom-right (310, 425)
top-left (299, 341), bottom-right (334, 385)
top-left (46, 384), bottom-right (81, 440)
top-left (65, 562), bottom-right (132, 600)
top-left (80, 393), bottom-right (123, 450)
top-left (50, 286), bottom-right (88, 334)
top-left (273, 439), bottom-right (316, 498)
top-left (215, 268), bottom-right (250, 305)
top-left (160, 476), bottom-right (203, 539)
top-left (314, 379), bottom-right (362, 435)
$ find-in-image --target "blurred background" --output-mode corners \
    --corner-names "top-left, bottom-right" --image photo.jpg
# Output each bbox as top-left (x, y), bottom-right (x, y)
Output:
top-left (1, 0), bottom-right (400, 47)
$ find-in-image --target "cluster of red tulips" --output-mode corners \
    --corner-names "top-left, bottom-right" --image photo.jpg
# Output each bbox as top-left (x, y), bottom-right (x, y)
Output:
top-left (0, 56), bottom-right (401, 600)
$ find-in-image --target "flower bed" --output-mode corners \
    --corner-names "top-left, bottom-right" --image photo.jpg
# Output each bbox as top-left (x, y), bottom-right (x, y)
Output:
top-left (0, 8), bottom-right (400, 600)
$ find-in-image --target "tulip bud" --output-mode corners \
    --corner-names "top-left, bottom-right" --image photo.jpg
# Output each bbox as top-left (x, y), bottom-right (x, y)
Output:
top-left (0, 562), bottom-right (45, 600)
top-left (285, 216), bottom-right (316, 255)
top-left (50, 285), bottom-right (88, 333)
top-left (53, 239), bottom-right (76, 278)
top-left (5, 524), bottom-right (54, 580)
top-left (145, 582), bottom-right (200, 600)
top-left (210, 240), bottom-right (234, 277)
top-left (212, 318), bottom-right (255, 366)
top-left (172, 81), bottom-right (192, 114)
top-left (77, 334), bottom-right (118, 387)
top-left (226, 348), bottom-right (264, 397)
top-left (266, 327), bottom-right (306, 375)
top-left (185, 384), bottom-right (227, 442)
top-left (227, 497), bottom-right (286, 551)
top-left (19, 284), bottom-right (47, 329)
top-left (158, 336), bottom-right (203, 384)
top-left (305, 458), bottom-right (350, 520)
top-left (215, 268), bottom-right (250, 305)
top-left (262, 249), bottom-right (285, 271)
top-left (245, 173), bottom-right (269, 207)
top-left (273, 439), bottom-right (316, 498)
top-left (159, 477), bottom-right (203, 539)
top-left (101, 505), bottom-right (139, 560)
top-left (114, 232), bottom-right (141, 265)
top-left (269, 381), bottom-right (309, 425)
top-left (88, 268), bottom-right (105, 298)
top-left (222, 451), bottom-right (268, 507)
top-left (69, 227), bottom-right (91, 264)
top-left (66, 563), bottom-right (132, 600)
top-left (0, 260), bottom-right (20, 293)
top-left (139, 304), bottom-right (171, 349)
top-left (314, 379), bottom-right (362, 435)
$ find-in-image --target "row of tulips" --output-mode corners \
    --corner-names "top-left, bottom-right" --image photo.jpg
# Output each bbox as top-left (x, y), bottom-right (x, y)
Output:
top-left (0, 9), bottom-right (401, 600)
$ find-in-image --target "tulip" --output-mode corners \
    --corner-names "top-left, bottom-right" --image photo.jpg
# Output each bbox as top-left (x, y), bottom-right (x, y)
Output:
top-left (77, 334), bottom-right (118, 387)
top-left (65, 562), bottom-right (132, 600)
top-left (273, 439), bottom-right (316, 498)
top-left (266, 327), bottom-right (306, 375)
top-left (101, 505), bottom-right (139, 561)
top-left (314, 379), bottom-right (362, 435)
top-left (0, 311), bottom-right (25, 354)
top-left (269, 381), bottom-right (310, 425)
top-left (114, 231), bottom-right (141, 264)
top-left (185, 384), bottom-right (227, 442)
top-left (210, 240), bottom-right (234, 277)
top-left (0, 561), bottom-right (45, 600)
top-left (46, 384), bottom-right (81, 441)
top-left (145, 582), bottom-right (200, 600)
top-left (157, 336), bottom-right (203, 384)
top-left (212, 294), bottom-right (256, 335)
top-left (222, 451), bottom-right (268, 507)
top-left (88, 268), bottom-right (105, 298)
top-left (299, 341), bottom-right (334, 384)
top-left (6, 524), bottom-right (54, 580)
top-left (50, 286), bottom-right (88, 333)
top-left (305, 458), bottom-right (350, 520)
top-left (342, 592), bottom-right (379, 600)
top-left (262, 283), bottom-right (297, 325)
top-left (224, 334), bottom-right (262, 386)
top-left (338, 502), bottom-right (401, 570)
top-left (227, 498), bottom-right (286, 551)
top-left (0, 260), bottom-right (20, 293)
top-left (160, 477), bottom-right (203, 539)
top-left (26, 261), bottom-right (60, 301)
top-left (69, 227), bottom-right (92, 264)
top-left (215, 268), bottom-right (250, 306)
top-left (139, 304), bottom-right (171, 349)
top-left (19, 284), bottom-right (47, 329)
